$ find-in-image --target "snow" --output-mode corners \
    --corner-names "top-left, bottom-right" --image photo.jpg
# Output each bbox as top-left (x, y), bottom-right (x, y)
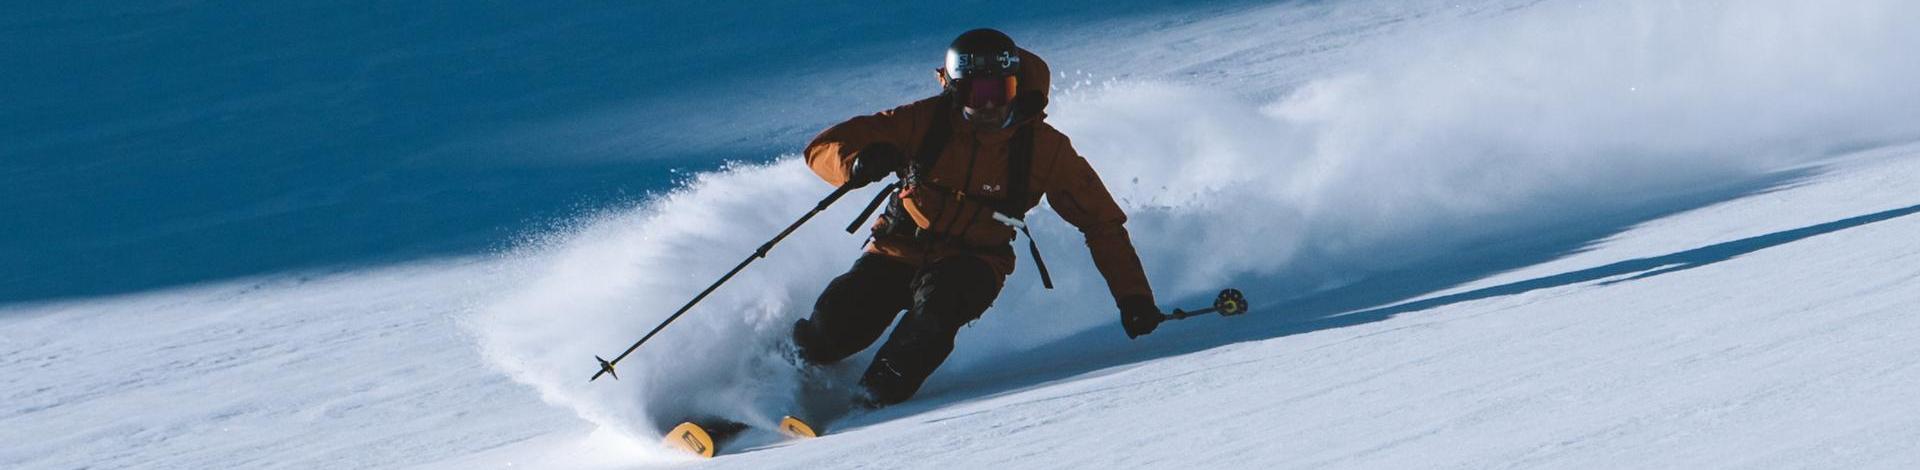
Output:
top-left (686, 146), bottom-right (1920, 469)
top-left (6, 0), bottom-right (1920, 468)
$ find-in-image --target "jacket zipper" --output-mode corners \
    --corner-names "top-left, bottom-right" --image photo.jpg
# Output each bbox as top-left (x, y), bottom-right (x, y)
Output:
top-left (951, 130), bottom-right (988, 239)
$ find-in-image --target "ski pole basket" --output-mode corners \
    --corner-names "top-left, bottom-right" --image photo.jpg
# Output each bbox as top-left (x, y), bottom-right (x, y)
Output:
top-left (1167, 288), bottom-right (1251, 321)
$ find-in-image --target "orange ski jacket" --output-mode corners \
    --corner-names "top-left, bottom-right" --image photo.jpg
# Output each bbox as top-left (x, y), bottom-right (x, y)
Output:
top-left (804, 50), bottom-right (1154, 308)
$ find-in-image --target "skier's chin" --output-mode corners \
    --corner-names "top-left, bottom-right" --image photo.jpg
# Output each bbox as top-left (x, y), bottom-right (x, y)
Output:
top-left (962, 106), bottom-right (1010, 126)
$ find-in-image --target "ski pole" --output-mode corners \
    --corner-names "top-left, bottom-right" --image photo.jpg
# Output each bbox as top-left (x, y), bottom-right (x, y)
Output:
top-left (592, 183), bottom-right (859, 382)
top-left (1164, 289), bottom-right (1250, 321)
top-left (845, 182), bottom-right (898, 234)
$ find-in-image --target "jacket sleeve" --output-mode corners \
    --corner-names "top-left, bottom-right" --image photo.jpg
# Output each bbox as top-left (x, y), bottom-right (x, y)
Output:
top-left (1044, 141), bottom-right (1155, 307)
top-left (804, 100), bottom-right (932, 186)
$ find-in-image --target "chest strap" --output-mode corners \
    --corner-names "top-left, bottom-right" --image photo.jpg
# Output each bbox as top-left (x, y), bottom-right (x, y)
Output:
top-left (841, 94), bottom-right (1052, 289)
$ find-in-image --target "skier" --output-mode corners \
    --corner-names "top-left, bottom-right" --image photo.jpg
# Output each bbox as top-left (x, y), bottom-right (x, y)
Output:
top-left (793, 28), bottom-right (1163, 407)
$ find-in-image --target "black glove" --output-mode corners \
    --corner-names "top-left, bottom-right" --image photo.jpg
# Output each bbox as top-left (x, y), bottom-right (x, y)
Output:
top-left (848, 143), bottom-right (904, 188)
top-left (1119, 294), bottom-right (1163, 339)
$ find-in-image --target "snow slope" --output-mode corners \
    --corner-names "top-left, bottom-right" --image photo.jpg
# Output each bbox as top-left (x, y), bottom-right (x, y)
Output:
top-left (678, 144), bottom-right (1920, 469)
top-left (6, 0), bottom-right (1920, 468)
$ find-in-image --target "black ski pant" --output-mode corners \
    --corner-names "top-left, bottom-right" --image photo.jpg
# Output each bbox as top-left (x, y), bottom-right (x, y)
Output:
top-left (791, 253), bottom-right (1003, 406)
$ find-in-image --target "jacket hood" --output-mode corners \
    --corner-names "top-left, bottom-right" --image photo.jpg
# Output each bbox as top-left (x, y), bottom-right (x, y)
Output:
top-left (1013, 47), bottom-right (1051, 118)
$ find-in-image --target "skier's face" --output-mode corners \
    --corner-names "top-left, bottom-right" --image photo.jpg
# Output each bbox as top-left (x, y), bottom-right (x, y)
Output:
top-left (960, 75), bottom-right (1016, 127)
top-left (963, 100), bottom-right (1010, 127)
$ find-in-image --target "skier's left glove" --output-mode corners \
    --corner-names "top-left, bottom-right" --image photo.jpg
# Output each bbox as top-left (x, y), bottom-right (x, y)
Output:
top-left (1119, 294), bottom-right (1163, 339)
top-left (847, 143), bottom-right (904, 189)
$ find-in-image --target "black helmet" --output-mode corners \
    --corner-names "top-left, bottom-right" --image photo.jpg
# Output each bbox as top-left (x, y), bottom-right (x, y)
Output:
top-left (944, 29), bottom-right (1022, 110)
top-left (944, 28), bottom-right (1021, 82)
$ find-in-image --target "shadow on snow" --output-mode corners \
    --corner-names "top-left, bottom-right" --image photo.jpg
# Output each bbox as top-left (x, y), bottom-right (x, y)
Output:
top-left (868, 165), bottom-right (1920, 426)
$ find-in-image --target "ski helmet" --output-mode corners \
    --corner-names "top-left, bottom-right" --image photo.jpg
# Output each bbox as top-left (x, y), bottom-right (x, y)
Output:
top-left (944, 28), bottom-right (1021, 109)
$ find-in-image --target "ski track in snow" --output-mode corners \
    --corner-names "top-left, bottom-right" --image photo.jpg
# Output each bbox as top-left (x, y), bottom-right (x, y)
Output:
top-left (6, 0), bottom-right (1920, 468)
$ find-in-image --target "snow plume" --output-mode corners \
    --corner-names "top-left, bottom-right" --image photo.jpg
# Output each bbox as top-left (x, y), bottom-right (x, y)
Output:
top-left (469, 161), bottom-right (878, 441)
top-left (1047, 0), bottom-right (1920, 290)
top-left (962, 0), bottom-right (1920, 364)
top-left (469, 0), bottom-right (1920, 444)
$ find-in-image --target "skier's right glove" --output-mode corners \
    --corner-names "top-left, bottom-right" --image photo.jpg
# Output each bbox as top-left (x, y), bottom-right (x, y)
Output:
top-left (1119, 294), bottom-right (1163, 339)
top-left (847, 143), bottom-right (904, 189)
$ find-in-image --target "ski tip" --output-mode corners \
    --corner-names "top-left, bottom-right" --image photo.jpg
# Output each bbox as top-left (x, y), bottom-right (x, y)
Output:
top-left (778, 415), bottom-right (819, 439)
top-left (664, 422), bottom-right (718, 458)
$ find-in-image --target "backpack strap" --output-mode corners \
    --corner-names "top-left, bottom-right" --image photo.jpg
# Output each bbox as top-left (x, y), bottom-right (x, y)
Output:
top-left (910, 94), bottom-right (956, 180)
top-left (1003, 124), bottom-right (1053, 289)
top-left (1003, 125), bottom-right (1034, 216)
top-left (846, 94), bottom-right (953, 236)
top-left (851, 94), bottom-right (1054, 290)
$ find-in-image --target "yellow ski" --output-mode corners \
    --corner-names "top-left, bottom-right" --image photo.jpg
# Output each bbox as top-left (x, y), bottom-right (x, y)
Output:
top-left (663, 421), bottom-right (720, 458)
top-left (662, 416), bottom-right (820, 458)
top-left (778, 415), bottom-right (819, 439)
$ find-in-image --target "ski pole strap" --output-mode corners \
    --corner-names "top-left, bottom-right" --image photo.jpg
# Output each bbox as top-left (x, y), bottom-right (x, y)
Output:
top-left (846, 182), bottom-right (899, 234)
top-left (1020, 225), bottom-right (1054, 289)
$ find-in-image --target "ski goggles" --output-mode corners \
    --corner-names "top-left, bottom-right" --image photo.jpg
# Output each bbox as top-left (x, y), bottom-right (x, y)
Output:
top-left (963, 75), bottom-right (1018, 109)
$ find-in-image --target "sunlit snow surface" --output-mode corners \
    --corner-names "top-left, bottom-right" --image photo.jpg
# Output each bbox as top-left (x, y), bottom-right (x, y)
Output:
top-left (6, 0), bottom-right (1920, 468)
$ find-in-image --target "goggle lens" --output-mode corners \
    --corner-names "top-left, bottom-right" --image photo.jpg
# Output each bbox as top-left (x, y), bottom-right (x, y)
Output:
top-left (966, 76), bottom-right (1018, 109)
